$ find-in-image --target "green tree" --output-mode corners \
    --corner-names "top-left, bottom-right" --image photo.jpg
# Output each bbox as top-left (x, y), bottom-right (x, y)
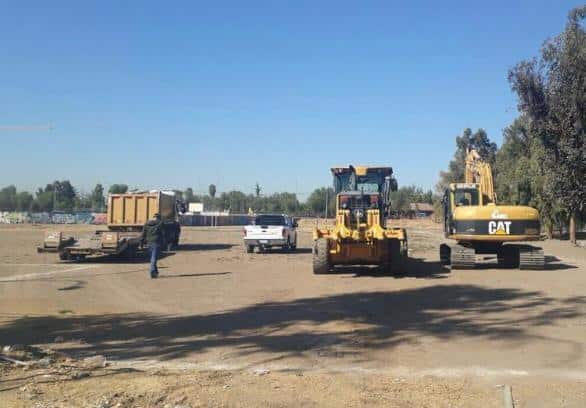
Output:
top-left (91, 184), bottom-right (105, 211)
top-left (53, 180), bottom-right (76, 212)
top-left (108, 184), bottom-right (128, 194)
top-left (208, 184), bottom-right (217, 199)
top-left (306, 187), bottom-right (336, 217)
top-left (184, 188), bottom-right (198, 203)
top-left (437, 128), bottom-right (497, 193)
top-left (35, 185), bottom-right (54, 212)
top-left (75, 192), bottom-right (93, 210)
top-left (508, 6), bottom-right (586, 243)
top-left (0, 185), bottom-right (17, 211)
top-left (15, 191), bottom-right (34, 211)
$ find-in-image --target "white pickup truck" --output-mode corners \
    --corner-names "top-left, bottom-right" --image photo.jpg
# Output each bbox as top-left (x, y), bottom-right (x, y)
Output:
top-left (243, 214), bottom-right (298, 253)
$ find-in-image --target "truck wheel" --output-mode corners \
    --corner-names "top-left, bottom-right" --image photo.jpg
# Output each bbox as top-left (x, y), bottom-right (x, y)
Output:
top-left (313, 238), bottom-right (330, 274)
top-left (58, 251), bottom-right (70, 261)
top-left (246, 245), bottom-right (254, 254)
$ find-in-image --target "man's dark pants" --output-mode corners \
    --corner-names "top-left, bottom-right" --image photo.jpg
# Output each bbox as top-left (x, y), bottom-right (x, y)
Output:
top-left (149, 243), bottom-right (160, 277)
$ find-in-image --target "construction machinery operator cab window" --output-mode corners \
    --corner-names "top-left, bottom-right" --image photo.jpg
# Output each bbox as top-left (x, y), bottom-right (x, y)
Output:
top-left (454, 188), bottom-right (479, 207)
top-left (334, 172), bottom-right (383, 193)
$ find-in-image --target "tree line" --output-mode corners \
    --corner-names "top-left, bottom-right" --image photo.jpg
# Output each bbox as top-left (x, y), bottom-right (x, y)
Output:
top-left (438, 6), bottom-right (585, 243)
top-left (0, 180), bottom-right (433, 218)
top-left (0, 183), bottom-right (122, 213)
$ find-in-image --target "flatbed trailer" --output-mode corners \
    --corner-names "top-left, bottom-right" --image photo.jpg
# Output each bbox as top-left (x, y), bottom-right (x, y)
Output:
top-left (37, 191), bottom-right (183, 261)
top-left (37, 230), bottom-right (145, 260)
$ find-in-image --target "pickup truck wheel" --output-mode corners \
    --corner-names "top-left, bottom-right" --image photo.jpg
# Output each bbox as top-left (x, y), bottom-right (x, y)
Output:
top-left (246, 245), bottom-right (254, 254)
top-left (313, 238), bottom-right (330, 274)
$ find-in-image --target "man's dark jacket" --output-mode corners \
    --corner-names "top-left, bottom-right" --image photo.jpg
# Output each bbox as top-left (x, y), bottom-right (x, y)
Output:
top-left (142, 219), bottom-right (164, 245)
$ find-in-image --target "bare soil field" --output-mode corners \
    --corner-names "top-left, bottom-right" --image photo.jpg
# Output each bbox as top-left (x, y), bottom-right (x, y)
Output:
top-left (0, 220), bottom-right (585, 407)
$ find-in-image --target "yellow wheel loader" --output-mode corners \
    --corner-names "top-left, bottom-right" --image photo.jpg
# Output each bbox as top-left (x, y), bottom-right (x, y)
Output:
top-left (440, 149), bottom-right (545, 269)
top-left (313, 165), bottom-right (408, 274)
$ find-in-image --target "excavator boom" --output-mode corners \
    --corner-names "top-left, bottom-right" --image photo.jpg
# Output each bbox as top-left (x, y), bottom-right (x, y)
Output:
top-left (465, 149), bottom-right (496, 204)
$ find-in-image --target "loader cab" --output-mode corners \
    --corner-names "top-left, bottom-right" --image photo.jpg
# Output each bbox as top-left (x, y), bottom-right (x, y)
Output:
top-left (331, 166), bottom-right (397, 225)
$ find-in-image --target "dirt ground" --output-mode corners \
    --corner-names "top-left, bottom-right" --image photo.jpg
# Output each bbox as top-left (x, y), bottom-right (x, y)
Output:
top-left (0, 220), bottom-right (585, 407)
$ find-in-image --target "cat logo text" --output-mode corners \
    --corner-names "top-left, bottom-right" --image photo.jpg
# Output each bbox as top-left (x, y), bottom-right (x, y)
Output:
top-left (488, 221), bottom-right (512, 235)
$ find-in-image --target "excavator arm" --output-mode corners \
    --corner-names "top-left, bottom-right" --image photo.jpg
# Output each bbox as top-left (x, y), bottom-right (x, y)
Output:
top-left (465, 149), bottom-right (496, 204)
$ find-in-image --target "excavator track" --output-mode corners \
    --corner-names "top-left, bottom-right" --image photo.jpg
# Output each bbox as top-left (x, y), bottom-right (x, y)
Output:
top-left (519, 246), bottom-right (545, 270)
top-left (450, 245), bottom-right (475, 269)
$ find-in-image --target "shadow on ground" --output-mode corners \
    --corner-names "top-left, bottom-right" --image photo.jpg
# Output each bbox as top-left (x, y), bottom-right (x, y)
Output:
top-left (177, 244), bottom-right (235, 251)
top-left (0, 285), bottom-right (581, 364)
top-left (336, 258), bottom-right (448, 279)
top-left (251, 247), bottom-right (313, 255)
top-left (67, 251), bottom-right (176, 264)
top-left (159, 272), bottom-right (232, 279)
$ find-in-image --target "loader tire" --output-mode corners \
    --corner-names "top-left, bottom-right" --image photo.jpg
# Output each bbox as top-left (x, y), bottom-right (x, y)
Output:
top-left (313, 238), bottom-right (330, 275)
top-left (389, 239), bottom-right (406, 275)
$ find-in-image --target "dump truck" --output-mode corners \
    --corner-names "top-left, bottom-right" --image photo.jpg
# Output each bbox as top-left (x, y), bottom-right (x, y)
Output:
top-left (38, 191), bottom-right (184, 261)
top-left (313, 165), bottom-right (408, 274)
top-left (440, 149), bottom-right (545, 269)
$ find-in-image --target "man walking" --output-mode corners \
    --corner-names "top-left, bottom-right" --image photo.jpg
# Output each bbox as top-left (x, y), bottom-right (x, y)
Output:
top-left (142, 213), bottom-right (164, 278)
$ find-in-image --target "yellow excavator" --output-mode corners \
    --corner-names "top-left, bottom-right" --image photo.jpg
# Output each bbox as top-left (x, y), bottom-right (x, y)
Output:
top-left (440, 149), bottom-right (544, 269)
top-left (313, 165), bottom-right (408, 274)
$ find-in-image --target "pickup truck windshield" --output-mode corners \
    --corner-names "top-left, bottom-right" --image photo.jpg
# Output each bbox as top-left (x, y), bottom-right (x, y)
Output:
top-left (255, 215), bottom-right (286, 226)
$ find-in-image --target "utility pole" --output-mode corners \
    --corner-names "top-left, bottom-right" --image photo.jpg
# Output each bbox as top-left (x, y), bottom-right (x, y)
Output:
top-left (325, 188), bottom-right (328, 219)
top-left (52, 182), bottom-right (57, 212)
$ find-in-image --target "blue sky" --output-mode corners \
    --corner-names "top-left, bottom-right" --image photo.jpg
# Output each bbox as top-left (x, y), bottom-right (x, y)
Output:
top-left (0, 1), bottom-right (580, 199)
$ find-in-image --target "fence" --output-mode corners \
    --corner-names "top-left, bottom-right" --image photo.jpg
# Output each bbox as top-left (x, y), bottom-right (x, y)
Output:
top-left (0, 212), bottom-right (107, 225)
top-left (180, 214), bottom-right (252, 227)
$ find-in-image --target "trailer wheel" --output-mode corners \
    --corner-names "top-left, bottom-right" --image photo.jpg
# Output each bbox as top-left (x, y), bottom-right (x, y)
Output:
top-left (58, 251), bottom-right (70, 261)
top-left (124, 247), bottom-right (137, 259)
top-left (313, 238), bottom-right (331, 274)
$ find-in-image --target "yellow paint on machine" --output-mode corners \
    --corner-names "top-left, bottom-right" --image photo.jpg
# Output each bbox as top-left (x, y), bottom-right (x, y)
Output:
top-left (453, 205), bottom-right (540, 222)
